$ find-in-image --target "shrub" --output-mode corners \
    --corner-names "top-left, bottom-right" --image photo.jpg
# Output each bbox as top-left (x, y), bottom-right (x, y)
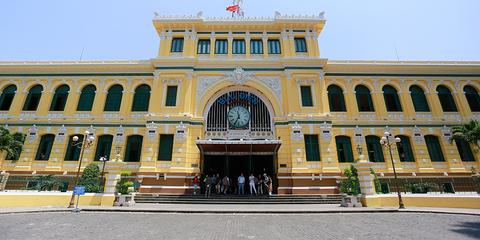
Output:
top-left (339, 165), bottom-right (361, 195)
top-left (78, 163), bottom-right (102, 193)
top-left (370, 168), bottom-right (382, 193)
top-left (27, 175), bottom-right (61, 191)
top-left (116, 171), bottom-right (134, 195)
top-left (406, 182), bottom-right (435, 193)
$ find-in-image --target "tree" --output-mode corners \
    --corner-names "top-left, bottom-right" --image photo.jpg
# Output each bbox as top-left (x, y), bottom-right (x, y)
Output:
top-left (0, 127), bottom-right (26, 160)
top-left (78, 163), bottom-right (102, 193)
top-left (339, 165), bottom-right (361, 195)
top-left (450, 120), bottom-right (480, 151)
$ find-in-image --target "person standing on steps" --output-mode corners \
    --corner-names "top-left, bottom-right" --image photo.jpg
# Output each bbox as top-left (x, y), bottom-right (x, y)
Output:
top-left (257, 174), bottom-right (263, 195)
top-left (204, 175), bottom-right (212, 198)
top-left (192, 174), bottom-right (200, 195)
top-left (237, 173), bottom-right (245, 195)
top-left (249, 173), bottom-right (257, 195)
top-left (263, 173), bottom-right (270, 195)
top-left (267, 175), bottom-right (273, 196)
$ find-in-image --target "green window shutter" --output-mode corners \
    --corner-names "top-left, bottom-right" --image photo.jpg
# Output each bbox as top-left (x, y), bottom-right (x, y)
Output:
top-left (437, 85), bottom-right (458, 112)
top-left (455, 139), bottom-right (475, 162)
top-left (23, 85), bottom-right (43, 111)
top-left (383, 85), bottom-right (402, 112)
top-left (49, 85), bottom-right (70, 111)
top-left (464, 86), bottom-right (480, 112)
top-left (327, 85), bottom-right (346, 112)
top-left (250, 40), bottom-right (263, 54)
top-left (94, 135), bottom-right (113, 161)
top-left (366, 136), bottom-right (384, 162)
top-left (132, 84), bottom-right (151, 112)
top-left (124, 135), bottom-right (143, 162)
top-left (165, 86), bottom-right (178, 106)
top-left (104, 85), bottom-right (123, 111)
top-left (233, 39), bottom-right (246, 54)
top-left (0, 85), bottom-right (17, 111)
top-left (304, 135), bottom-right (320, 161)
top-left (294, 38), bottom-right (307, 52)
top-left (197, 40), bottom-right (211, 54)
top-left (268, 40), bottom-right (281, 54)
top-left (336, 136), bottom-right (353, 163)
top-left (35, 134), bottom-right (55, 161)
top-left (64, 135), bottom-right (83, 161)
top-left (76, 85), bottom-right (96, 111)
top-left (171, 38), bottom-right (184, 52)
top-left (410, 85), bottom-right (430, 112)
top-left (158, 134), bottom-right (174, 161)
top-left (215, 40), bottom-right (228, 54)
top-left (396, 136), bottom-right (415, 162)
top-left (300, 86), bottom-right (313, 107)
top-left (355, 85), bottom-right (375, 112)
top-left (425, 135), bottom-right (445, 162)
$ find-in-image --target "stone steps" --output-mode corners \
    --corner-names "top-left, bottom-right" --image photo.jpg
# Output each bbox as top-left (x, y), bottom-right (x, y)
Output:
top-left (134, 194), bottom-right (343, 204)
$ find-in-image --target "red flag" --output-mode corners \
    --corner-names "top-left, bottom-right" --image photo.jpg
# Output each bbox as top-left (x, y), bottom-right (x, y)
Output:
top-left (226, 5), bottom-right (239, 12)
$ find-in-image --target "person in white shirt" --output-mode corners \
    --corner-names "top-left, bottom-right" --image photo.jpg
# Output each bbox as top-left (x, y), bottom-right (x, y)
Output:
top-left (249, 173), bottom-right (257, 195)
top-left (237, 173), bottom-right (245, 195)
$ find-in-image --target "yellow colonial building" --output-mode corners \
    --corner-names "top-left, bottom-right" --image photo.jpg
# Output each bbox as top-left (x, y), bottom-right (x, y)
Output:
top-left (0, 13), bottom-right (479, 195)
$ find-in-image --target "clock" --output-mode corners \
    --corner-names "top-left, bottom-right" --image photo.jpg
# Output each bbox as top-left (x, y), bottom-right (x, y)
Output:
top-left (228, 106), bottom-right (250, 129)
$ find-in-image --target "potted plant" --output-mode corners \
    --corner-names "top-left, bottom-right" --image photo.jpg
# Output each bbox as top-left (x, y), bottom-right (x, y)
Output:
top-left (339, 165), bottom-right (363, 207)
top-left (114, 171), bottom-right (136, 206)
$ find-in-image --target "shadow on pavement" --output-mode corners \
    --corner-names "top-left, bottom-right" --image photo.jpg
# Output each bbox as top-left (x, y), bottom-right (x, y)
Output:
top-left (451, 221), bottom-right (480, 239)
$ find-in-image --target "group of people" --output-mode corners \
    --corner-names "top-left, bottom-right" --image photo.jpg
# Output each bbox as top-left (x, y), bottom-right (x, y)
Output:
top-left (192, 173), bottom-right (273, 197)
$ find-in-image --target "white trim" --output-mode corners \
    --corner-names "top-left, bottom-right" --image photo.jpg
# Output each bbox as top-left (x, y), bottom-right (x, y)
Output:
top-left (277, 176), bottom-right (340, 180)
top-left (277, 186), bottom-right (338, 190)
top-left (140, 185), bottom-right (194, 189)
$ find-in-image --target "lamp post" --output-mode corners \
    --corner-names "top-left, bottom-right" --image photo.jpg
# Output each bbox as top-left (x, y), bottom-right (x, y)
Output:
top-left (380, 131), bottom-right (405, 209)
top-left (99, 156), bottom-right (109, 192)
top-left (68, 130), bottom-right (95, 208)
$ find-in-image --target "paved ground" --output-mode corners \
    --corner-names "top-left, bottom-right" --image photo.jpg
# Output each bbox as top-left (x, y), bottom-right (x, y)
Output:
top-left (0, 212), bottom-right (479, 240)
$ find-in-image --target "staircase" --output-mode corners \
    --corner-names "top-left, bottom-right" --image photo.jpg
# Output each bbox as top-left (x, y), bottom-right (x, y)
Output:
top-left (134, 194), bottom-right (342, 204)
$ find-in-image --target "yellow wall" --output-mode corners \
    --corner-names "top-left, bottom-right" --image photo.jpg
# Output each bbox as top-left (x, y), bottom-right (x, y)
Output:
top-left (0, 193), bottom-right (115, 208)
top-left (363, 195), bottom-right (480, 209)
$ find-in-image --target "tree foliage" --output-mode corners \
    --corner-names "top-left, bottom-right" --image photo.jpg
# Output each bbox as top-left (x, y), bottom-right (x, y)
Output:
top-left (116, 171), bottom-right (134, 195)
top-left (450, 120), bottom-right (480, 150)
top-left (339, 165), bottom-right (361, 195)
top-left (0, 127), bottom-right (26, 160)
top-left (78, 163), bottom-right (102, 193)
top-left (27, 175), bottom-right (62, 191)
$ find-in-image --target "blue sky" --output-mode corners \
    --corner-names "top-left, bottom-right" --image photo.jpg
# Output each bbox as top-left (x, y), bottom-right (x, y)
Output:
top-left (1, 0), bottom-right (479, 61)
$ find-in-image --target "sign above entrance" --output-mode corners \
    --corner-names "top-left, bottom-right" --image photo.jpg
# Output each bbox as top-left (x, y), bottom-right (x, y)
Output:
top-left (218, 91), bottom-right (258, 106)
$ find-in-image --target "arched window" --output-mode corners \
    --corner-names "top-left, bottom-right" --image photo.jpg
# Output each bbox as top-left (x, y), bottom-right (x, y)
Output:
top-left (396, 135), bottom-right (415, 162)
top-left (355, 85), bottom-right (375, 112)
top-left (23, 85), bottom-right (43, 111)
top-left (424, 135), bottom-right (445, 162)
top-left (94, 135), bottom-right (113, 161)
top-left (131, 84), bottom-right (151, 112)
top-left (0, 85), bottom-right (17, 111)
top-left (124, 135), bottom-right (143, 162)
top-left (77, 84), bottom-right (96, 111)
top-left (49, 85), bottom-right (70, 111)
top-left (455, 139), bottom-right (475, 162)
top-left (335, 136), bottom-right (354, 163)
top-left (409, 85), bottom-right (430, 112)
top-left (437, 85), bottom-right (457, 112)
top-left (464, 85), bottom-right (480, 112)
top-left (64, 135), bottom-right (84, 161)
top-left (104, 85), bottom-right (123, 111)
top-left (328, 85), bottom-right (346, 112)
top-left (35, 134), bottom-right (55, 160)
top-left (383, 85), bottom-right (402, 112)
top-left (365, 135), bottom-right (384, 162)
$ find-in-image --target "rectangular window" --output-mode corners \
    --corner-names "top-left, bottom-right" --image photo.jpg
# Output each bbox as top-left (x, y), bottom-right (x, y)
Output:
top-left (425, 136), bottom-right (445, 162)
top-left (232, 39), bottom-right (246, 54)
top-left (294, 38), bottom-right (308, 53)
top-left (268, 39), bottom-right (281, 54)
top-left (165, 86), bottom-right (178, 107)
top-left (300, 86), bottom-right (314, 107)
top-left (304, 135), bottom-right (321, 161)
top-left (158, 134), bottom-right (174, 161)
top-left (455, 139), bottom-right (475, 162)
top-left (197, 40), bottom-right (210, 54)
top-left (215, 39), bottom-right (228, 54)
top-left (35, 135), bottom-right (55, 161)
top-left (64, 135), bottom-right (83, 161)
top-left (170, 38), bottom-right (184, 53)
top-left (250, 39), bottom-right (263, 54)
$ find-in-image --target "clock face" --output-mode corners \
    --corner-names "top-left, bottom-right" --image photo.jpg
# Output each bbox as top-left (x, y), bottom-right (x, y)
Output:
top-left (228, 106), bottom-right (250, 129)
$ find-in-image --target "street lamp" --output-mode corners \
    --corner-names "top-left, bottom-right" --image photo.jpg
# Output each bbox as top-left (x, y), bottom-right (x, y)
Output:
top-left (380, 131), bottom-right (405, 209)
top-left (68, 130), bottom-right (95, 208)
top-left (99, 156), bottom-right (109, 192)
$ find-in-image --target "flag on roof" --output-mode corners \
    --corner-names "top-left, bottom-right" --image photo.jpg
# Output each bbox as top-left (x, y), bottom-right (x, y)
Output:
top-left (226, 5), bottom-right (239, 12)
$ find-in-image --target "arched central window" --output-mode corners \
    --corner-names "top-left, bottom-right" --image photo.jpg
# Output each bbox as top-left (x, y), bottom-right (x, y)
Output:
top-left (335, 136), bottom-right (354, 163)
top-left (104, 85), bottom-right (123, 111)
top-left (23, 85), bottom-right (43, 111)
top-left (355, 85), bottom-right (375, 112)
top-left (328, 85), bottom-right (346, 112)
top-left (410, 85), bottom-right (430, 112)
top-left (50, 85), bottom-right (70, 111)
top-left (437, 85), bottom-right (457, 112)
top-left (0, 85), bottom-right (17, 111)
top-left (383, 85), bottom-right (402, 112)
top-left (366, 135), bottom-right (384, 162)
top-left (132, 84), bottom-right (151, 112)
top-left (464, 85), bottom-right (480, 112)
top-left (77, 84), bottom-right (96, 111)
